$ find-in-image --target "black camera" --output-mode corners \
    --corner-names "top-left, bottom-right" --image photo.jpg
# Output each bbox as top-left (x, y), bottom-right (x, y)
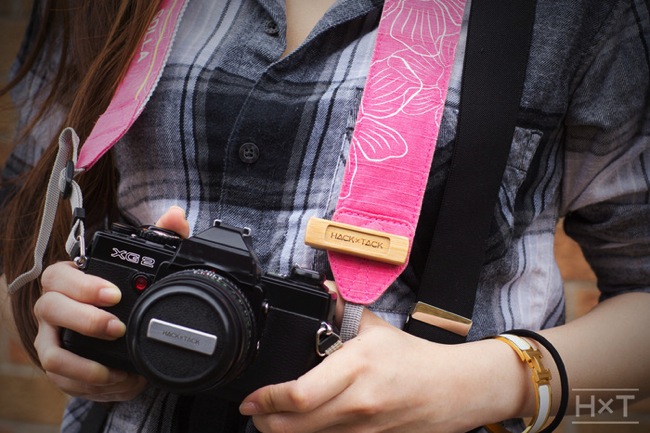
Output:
top-left (62, 220), bottom-right (337, 402)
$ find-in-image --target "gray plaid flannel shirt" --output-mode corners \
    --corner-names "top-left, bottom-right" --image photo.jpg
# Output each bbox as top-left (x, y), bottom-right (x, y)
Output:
top-left (2, 0), bottom-right (649, 431)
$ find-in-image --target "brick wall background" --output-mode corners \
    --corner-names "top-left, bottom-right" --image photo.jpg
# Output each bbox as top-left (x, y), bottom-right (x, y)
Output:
top-left (1, 3), bottom-right (68, 433)
top-left (0, 3), bottom-right (647, 432)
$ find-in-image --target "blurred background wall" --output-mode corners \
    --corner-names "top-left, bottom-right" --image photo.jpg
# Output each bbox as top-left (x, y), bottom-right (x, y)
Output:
top-left (1, 4), bottom-right (68, 433)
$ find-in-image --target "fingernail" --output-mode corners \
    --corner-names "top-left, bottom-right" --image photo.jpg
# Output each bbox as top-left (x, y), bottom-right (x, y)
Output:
top-left (99, 287), bottom-right (122, 304)
top-left (239, 401), bottom-right (261, 416)
top-left (170, 205), bottom-right (186, 216)
top-left (108, 369), bottom-right (128, 383)
top-left (106, 318), bottom-right (126, 338)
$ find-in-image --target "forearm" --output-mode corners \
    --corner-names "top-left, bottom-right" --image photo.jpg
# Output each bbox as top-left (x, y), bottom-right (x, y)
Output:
top-left (467, 291), bottom-right (650, 429)
top-left (240, 292), bottom-right (650, 433)
top-left (539, 292), bottom-right (650, 411)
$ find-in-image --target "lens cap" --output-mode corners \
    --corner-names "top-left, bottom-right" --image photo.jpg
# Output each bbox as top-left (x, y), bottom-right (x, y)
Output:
top-left (126, 270), bottom-right (256, 394)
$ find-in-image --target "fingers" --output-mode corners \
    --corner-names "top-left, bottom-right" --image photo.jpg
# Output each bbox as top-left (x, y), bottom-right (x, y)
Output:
top-left (34, 291), bottom-right (125, 340)
top-left (36, 260), bottom-right (137, 401)
top-left (239, 307), bottom-right (385, 419)
top-left (240, 337), bottom-right (373, 433)
top-left (240, 308), bottom-right (407, 433)
top-left (35, 318), bottom-right (147, 401)
top-left (47, 368), bottom-right (147, 402)
top-left (32, 205), bottom-right (191, 404)
top-left (241, 307), bottom-right (388, 416)
top-left (40, 261), bottom-right (121, 306)
top-left (242, 349), bottom-right (384, 433)
top-left (241, 360), bottom-right (353, 432)
top-left (36, 321), bottom-right (121, 384)
top-left (38, 262), bottom-right (125, 339)
top-left (32, 207), bottom-right (186, 403)
top-left (154, 205), bottom-right (190, 238)
top-left (241, 353), bottom-right (354, 416)
top-left (47, 371), bottom-right (147, 402)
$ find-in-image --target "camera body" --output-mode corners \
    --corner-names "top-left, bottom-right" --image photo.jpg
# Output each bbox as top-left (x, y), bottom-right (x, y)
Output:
top-left (62, 220), bottom-right (336, 402)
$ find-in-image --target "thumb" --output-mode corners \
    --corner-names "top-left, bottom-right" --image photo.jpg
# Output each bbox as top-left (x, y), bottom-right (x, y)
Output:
top-left (357, 304), bottom-right (389, 331)
top-left (154, 205), bottom-right (190, 238)
top-left (327, 280), bottom-right (390, 332)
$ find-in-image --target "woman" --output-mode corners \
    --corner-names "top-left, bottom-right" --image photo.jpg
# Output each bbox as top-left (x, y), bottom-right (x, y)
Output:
top-left (1, 0), bottom-right (649, 432)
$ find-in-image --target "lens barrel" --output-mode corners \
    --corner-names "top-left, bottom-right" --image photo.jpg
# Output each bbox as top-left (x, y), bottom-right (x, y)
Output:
top-left (126, 270), bottom-right (257, 394)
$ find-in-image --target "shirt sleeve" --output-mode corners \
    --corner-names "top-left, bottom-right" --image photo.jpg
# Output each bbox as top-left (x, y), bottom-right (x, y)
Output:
top-left (561, 0), bottom-right (650, 300)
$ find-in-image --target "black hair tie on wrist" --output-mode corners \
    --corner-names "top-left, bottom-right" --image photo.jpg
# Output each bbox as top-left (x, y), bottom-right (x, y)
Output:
top-left (507, 329), bottom-right (568, 433)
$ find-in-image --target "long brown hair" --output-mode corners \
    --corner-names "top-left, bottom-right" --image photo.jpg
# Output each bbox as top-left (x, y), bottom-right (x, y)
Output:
top-left (1, 0), bottom-right (163, 366)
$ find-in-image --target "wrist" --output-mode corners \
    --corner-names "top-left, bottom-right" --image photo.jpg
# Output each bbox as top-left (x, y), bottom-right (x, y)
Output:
top-left (505, 329), bottom-right (569, 433)
top-left (494, 333), bottom-right (554, 432)
top-left (455, 338), bottom-right (536, 426)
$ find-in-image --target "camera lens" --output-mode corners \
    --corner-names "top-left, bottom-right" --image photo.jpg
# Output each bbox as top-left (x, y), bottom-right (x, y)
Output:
top-left (126, 270), bottom-right (257, 394)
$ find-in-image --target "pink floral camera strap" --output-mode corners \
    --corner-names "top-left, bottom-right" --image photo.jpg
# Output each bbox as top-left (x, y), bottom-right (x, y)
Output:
top-left (307, 0), bottom-right (467, 310)
top-left (76, 0), bottom-right (188, 169)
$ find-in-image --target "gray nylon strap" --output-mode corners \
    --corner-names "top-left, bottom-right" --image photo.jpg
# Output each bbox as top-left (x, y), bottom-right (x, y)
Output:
top-left (340, 302), bottom-right (364, 342)
top-left (8, 127), bottom-right (85, 294)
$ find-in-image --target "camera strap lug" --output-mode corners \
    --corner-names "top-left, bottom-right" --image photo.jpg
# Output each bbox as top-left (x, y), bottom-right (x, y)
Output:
top-left (72, 234), bottom-right (87, 269)
top-left (316, 322), bottom-right (343, 357)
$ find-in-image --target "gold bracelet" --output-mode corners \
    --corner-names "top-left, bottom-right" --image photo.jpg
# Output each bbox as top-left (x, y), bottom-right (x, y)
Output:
top-left (493, 333), bottom-right (552, 433)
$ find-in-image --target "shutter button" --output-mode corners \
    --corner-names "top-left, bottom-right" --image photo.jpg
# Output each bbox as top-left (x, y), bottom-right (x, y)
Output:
top-left (239, 142), bottom-right (260, 164)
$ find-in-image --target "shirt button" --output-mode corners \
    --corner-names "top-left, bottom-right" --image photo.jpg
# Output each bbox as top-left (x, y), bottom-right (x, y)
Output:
top-left (265, 21), bottom-right (279, 36)
top-left (239, 142), bottom-right (260, 164)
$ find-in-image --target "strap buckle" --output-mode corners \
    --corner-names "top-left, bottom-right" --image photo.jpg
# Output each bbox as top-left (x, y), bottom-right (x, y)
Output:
top-left (60, 160), bottom-right (76, 199)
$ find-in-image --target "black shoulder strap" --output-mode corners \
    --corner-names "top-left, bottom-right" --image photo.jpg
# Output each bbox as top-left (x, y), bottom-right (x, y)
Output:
top-left (405, 0), bottom-right (538, 344)
top-left (79, 402), bottom-right (110, 433)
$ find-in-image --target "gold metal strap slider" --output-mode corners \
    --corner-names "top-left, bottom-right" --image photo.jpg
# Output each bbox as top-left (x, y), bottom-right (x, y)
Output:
top-left (409, 301), bottom-right (472, 337)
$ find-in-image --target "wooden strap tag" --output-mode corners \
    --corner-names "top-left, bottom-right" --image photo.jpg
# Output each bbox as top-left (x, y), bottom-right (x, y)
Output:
top-left (305, 217), bottom-right (409, 265)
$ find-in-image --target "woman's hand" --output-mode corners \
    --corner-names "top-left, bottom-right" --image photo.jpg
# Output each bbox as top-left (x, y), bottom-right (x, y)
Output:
top-left (35, 261), bottom-right (146, 401)
top-left (33, 206), bottom-right (190, 402)
top-left (240, 306), bottom-right (529, 433)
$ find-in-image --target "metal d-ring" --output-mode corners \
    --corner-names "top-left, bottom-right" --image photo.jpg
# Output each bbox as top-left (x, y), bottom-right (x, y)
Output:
top-left (316, 322), bottom-right (343, 357)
